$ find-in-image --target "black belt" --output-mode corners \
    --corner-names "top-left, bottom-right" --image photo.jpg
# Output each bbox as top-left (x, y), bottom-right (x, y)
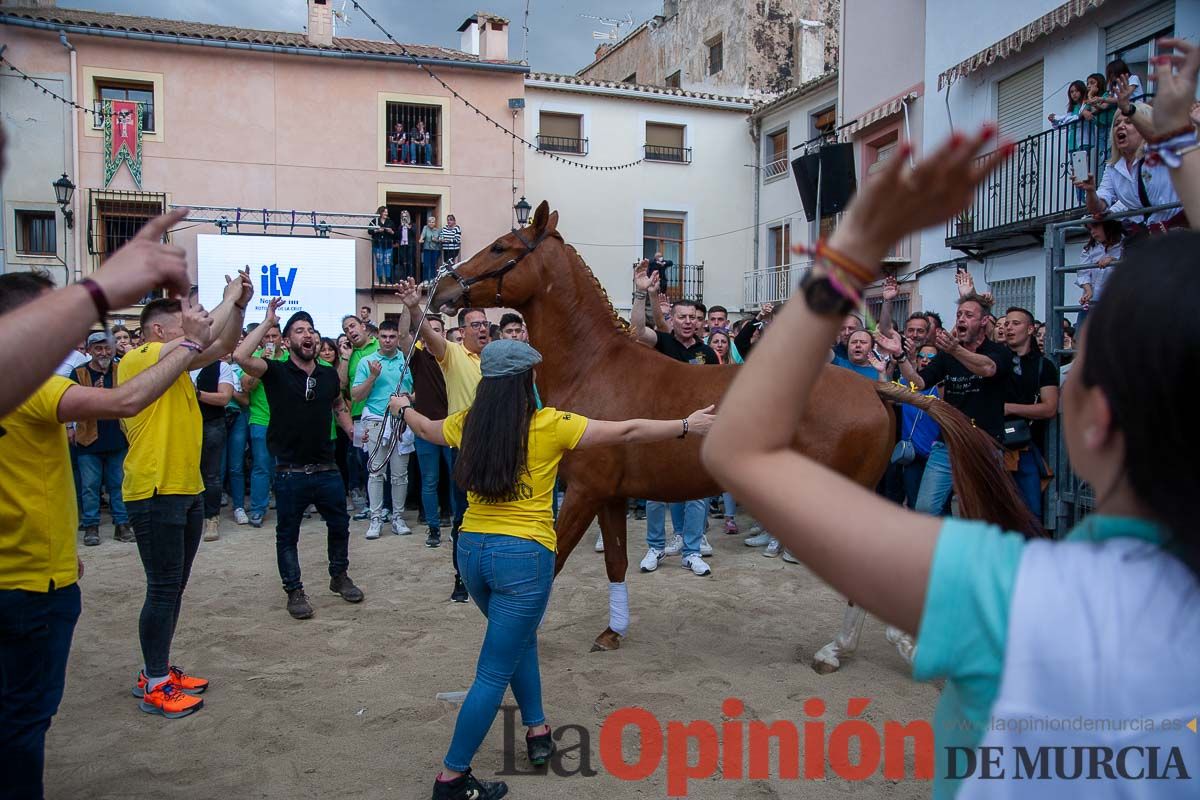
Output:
top-left (275, 463), bottom-right (338, 474)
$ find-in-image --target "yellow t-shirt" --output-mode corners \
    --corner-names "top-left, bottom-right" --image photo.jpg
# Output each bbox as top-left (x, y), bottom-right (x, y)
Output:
top-left (118, 341), bottom-right (204, 501)
top-left (437, 340), bottom-right (482, 414)
top-left (442, 407), bottom-right (589, 552)
top-left (0, 377), bottom-right (78, 592)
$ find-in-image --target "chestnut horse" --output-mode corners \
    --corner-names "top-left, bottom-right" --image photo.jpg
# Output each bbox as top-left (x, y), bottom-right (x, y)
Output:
top-left (429, 202), bottom-right (1039, 654)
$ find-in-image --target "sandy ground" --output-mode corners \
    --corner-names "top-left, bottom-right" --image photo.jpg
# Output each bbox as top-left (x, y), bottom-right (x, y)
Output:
top-left (48, 508), bottom-right (940, 800)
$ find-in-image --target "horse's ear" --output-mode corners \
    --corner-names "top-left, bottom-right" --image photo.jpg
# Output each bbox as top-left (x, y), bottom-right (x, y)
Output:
top-left (546, 210), bottom-right (559, 234)
top-left (531, 200), bottom-right (551, 231)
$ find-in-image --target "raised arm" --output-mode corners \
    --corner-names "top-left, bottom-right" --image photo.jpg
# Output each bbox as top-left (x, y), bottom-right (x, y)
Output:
top-left (628, 260), bottom-right (659, 347)
top-left (188, 267), bottom-right (253, 369)
top-left (878, 276), bottom-right (898, 335)
top-left (935, 328), bottom-right (997, 377)
top-left (57, 295), bottom-right (214, 421)
top-left (233, 297), bottom-right (283, 379)
top-left (702, 125), bottom-right (1012, 636)
top-left (574, 404), bottom-right (716, 448)
top-left (1151, 38), bottom-right (1200, 222)
top-left (397, 278), bottom-right (446, 361)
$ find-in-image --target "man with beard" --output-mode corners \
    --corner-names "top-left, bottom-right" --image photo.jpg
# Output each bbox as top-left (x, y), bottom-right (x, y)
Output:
top-left (898, 292), bottom-right (1011, 517)
top-left (236, 302), bottom-right (358, 620)
top-left (1002, 307), bottom-right (1059, 519)
top-left (71, 332), bottom-right (134, 546)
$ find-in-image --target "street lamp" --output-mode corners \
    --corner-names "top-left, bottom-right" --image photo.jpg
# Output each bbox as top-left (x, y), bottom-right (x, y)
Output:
top-left (513, 196), bottom-right (532, 227)
top-left (52, 173), bottom-right (75, 229)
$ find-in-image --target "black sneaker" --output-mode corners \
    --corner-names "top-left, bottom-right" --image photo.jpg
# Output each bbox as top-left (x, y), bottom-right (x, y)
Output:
top-left (450, 577), bottom-right (469, 603)
top-left (83, 526), bottom-right (100, 546)
top-left (286, 589), bottom-right (314, 620)
top-left (527, 727), bottom-right (556, 767)
top-left (431, 770), bottom-right (508, 800)
top-left (634, 508), bottom-right (646, 521)
top-left (425, 528), bottom-right (442, 548)
top-left (330, 573), bottom-right (364, 603)
top-left (113, 523), bottom-right (136, 543)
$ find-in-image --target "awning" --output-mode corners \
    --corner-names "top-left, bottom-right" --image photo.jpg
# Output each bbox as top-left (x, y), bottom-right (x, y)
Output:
top-left (937, 0), bottom-right (1108, 91)
top-left (842, 92), bottom-right (919, 138)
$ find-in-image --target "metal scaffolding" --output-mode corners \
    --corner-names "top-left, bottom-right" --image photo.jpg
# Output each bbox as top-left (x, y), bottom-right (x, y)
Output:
top-left (170, 204), bottom-right (377, 236)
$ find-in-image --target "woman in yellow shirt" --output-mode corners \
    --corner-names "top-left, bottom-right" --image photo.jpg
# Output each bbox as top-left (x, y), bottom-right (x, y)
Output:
top-left (390, 338), bottom-right (715, 800)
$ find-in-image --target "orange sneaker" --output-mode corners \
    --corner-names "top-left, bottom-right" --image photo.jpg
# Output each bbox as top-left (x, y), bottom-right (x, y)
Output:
top-left (133, 666), bottom-right (209, 698)
top-left (138, 680), bottom-right (204, 718)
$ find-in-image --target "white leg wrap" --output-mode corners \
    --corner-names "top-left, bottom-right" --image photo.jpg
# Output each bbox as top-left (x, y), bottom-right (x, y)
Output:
top-left (608, 582), bottom-right (629, 636)
top-left (885, 626), bottom-right (915, 665)
top-left (813, 603), bottom-right (867, 670)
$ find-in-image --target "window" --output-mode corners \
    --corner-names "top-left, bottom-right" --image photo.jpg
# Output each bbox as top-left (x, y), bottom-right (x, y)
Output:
top-left (989, 276), bottom-right (1038, 317)
top-left (537, 112), bottom-right (586, 154)
top-left (867, 131), bottom-right (899, 175)
top-left (14, 210), bottom-right (56, 256)
top-left (866, 290), bottom-right (911, 329)
top-left (996, 61), bottom-right (1044, 142)
top-left (1106, 2), bottom-right (1174, 95)
top-left (645, 122), bottom-right (691, 163)
top-left (623, 72), bottom-right (638, 84)
top-left (707, 34), bottom-right (724, 75)
top-left (768, 223), bottom-right (791, 267)
top-left (812, 106), bottom-right (837, 140)
top-left (88, 191), bottom-right (166, 265)
top-left (384, 102), bottom-right (442, 167)
top-left (764, 129), bottom-right (789, 179)
top-left (665, 70), bottom-right (681, 89)
top-left (644, 215), bottom-right (686, 297)
top-left (94, 80), bottom-right (155, 132)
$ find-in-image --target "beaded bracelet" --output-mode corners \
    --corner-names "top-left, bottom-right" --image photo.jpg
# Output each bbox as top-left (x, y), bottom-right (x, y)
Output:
top-left (1144, 129), bottom-right (1199, 169)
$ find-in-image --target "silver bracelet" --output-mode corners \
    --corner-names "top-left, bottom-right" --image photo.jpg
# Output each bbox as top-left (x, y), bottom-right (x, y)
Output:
top-left (633, 290), bottom-right (648, 300)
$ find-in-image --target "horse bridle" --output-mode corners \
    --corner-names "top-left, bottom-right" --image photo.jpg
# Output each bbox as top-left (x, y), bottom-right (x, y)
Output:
top-left (443, 226), bottom-right (552, 307)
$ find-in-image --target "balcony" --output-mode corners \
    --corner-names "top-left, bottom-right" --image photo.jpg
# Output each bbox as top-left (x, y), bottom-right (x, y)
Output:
top-left (656, 263), bottom-right (705, 303)
top-left (537, 134), bottom-right (588, 155)
top-left (763, 157), bottom-right (790, 182)
top-left (946, 118), bottom-right (1112, 253)
top-left (644, 144), bottom-right (693, 164)
top-left (743, 261), bottom-right (812, 307)
top-left (385, 102), bottom-right (443, 168)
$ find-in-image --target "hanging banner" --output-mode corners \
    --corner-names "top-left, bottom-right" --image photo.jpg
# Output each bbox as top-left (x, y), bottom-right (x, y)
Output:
top-left (103, 99), bottom-right (143, 188)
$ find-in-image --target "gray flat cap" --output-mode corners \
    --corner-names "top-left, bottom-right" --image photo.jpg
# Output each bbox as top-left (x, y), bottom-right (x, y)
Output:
top-left (480, 339), bottom-right (542, 378)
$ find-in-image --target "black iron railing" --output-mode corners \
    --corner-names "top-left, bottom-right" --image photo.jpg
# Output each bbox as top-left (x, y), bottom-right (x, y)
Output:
top-left (644, 144), bottom-right (693, 164)
top-left (537, 134), bottom-right (588, 155)
top-left (947, 118), bottom-right (1112, 243)
top-left (657, 262), bottom-right (704, 302)
top-left (384, 102), bottom-right (443, 167)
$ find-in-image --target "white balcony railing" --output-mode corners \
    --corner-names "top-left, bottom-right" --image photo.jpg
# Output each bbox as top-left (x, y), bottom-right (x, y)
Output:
top-left (763, 157), bottom-right (790, 181)
top-left (884, 234), bottom-right (912, 263)
top-left (743, 261), bottom-right (813, 307)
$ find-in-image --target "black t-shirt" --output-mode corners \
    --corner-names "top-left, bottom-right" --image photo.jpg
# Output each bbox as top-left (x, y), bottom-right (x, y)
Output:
top-left (1005, 349), bottom-right (1060, 452)
top-left (260, 357), bottom-right (341, 465)
top-left (195, 361), bottom-right (225, 423)
top-left (918, 339), bottom-right (1011, 441)
top-left (655, 331), bottom-right (718, 365)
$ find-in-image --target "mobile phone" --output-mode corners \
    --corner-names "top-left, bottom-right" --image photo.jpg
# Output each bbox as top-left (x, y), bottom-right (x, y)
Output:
top-left (1070, 150), bottom-right (1090, 183)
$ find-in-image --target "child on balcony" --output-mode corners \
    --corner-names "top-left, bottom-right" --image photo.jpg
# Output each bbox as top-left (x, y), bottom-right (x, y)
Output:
top-left (412, 121), bottom-right (434, 166)
top-left (1049, 81), bottom-right (1095, 203)
top-left (388, 123), bottom-right (408, 164)
top-left (1076, 218), bottom-right (1123, 327)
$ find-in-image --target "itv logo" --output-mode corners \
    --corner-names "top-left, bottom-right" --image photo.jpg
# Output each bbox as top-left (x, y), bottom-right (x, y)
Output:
top-left (260, 264), bottom-right (298, 297)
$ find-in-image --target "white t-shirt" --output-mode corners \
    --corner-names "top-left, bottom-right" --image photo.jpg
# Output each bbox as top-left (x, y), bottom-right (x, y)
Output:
top-left (55, 349), bottom-right (91, 377)
top-left (189, 360), bottom-right (236, 389)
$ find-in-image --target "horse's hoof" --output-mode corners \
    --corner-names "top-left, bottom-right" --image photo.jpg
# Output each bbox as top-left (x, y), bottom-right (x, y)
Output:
top-left (811, 659), bottom-right (840, 675)
top-left (811, 641), bottom-right (842, 674)
top-left (590, 628), bottom-right (622, 652)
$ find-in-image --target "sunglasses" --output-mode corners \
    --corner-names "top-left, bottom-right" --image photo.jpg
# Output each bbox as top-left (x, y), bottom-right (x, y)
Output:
top-left (305, 376), bottom-right (317, 402)
top-left (466, 321), bottom-right (489, 330)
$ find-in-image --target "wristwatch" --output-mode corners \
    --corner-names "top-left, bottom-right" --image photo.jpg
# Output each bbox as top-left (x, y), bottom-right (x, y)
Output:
top-left (800, 271), bottom-right (855, 316)
top-left (1120, 102), bottom-right (1136, 117)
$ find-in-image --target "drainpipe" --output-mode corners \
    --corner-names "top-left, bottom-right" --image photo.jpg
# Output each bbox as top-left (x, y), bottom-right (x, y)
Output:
top-left (60, 31), bottom-right (82, 283)
top-left (749, 116), bottom-right (761, 311)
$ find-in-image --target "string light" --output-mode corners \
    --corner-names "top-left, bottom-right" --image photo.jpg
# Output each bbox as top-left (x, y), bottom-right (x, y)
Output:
top-left (349, 1), bottom-right (643, 172)
top-left (1, 54), bottom-right (113, 123)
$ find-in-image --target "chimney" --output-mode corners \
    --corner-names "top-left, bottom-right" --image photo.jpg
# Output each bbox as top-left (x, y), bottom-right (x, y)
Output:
top-left (476, 12), bottom-right (510, 62)
top-left (594, 43), bottom-right (613, 60)
top-left (458, 15), bottom-right (481, 55)
top-left (307, 0), bottom-right (334, 47)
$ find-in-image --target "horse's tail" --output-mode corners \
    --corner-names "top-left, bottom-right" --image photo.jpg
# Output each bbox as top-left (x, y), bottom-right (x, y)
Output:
top-left (874, 382), bottom-right (1044, 538)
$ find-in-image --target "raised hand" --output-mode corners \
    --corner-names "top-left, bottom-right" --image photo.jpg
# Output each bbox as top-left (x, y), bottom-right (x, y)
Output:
top-left (934, 328), bottom-right (959, 354)
top-left (264, 296), bottom-right (284, 328)
top-left (874, 328), bottom-right (903, 358)
top-left (633, 260), bottom-right (655, 292)
top-left (955, 268), bottom-right (976, 298)
top-left (338, 339), bottom-right (353, 360)
top-left (180, 294), bottom-right (215, 347)
top-left (1151, 38), bottom-right (1200, 135)
top-left (867, 352), bottom-right (888, 374)
top-left (882, 274), bottom-right (899, 302)
top-left (396, 278), bottom-right (421, 308)
top-left (684, 404), bottom-right (718, 437)
top-left (758, 302), bottom-right (775, 320)
top-left (1115, 74), bottom-right (1136, 108)
top-left (224, 266), bottom-right (254, 306)
top-left (88, 208), bottom-right (191, 307)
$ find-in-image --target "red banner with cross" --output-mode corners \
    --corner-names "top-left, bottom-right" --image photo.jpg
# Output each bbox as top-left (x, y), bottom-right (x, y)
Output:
top-left (103, 99), bottom-right (143, 187)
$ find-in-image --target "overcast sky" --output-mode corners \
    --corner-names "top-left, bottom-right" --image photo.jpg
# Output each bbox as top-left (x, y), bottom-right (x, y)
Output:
top-left (65, 0), bottom-right (663, 74)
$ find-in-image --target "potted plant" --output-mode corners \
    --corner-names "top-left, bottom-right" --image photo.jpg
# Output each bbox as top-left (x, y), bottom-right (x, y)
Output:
top-left (954, 209), bottom-right (975, 236)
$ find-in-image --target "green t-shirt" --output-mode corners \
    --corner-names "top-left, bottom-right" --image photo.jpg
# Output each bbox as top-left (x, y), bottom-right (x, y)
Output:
top-left (346, 337), bottom-right (379, 418)
top-left (247, 348), bottom-right (288, 426)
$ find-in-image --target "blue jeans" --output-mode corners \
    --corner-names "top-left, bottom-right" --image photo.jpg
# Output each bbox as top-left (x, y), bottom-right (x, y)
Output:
top-left (127, 493), bottom-right (204, 676)
top-left (414, 435), bottom-right (454, 531)
top-left (414, 142), bottom-right (434, 165)
top-left (249, 423), bottom-right (273, 519)
top-left (274, 470), bottom-right (351, 593)
top-left (915, 441), bottom-right (953, 516)
top-left (0, 583), bottom-right (81, 799)
top-left (77, 449), bottom-right (129, 526)
top-left (373, 245), bottom-right (394, 284)
top-left (444, 532), bottom-right (553, 773)
top-left (224, 409), bottom-right (248, 511)
top-left (722, 492), bottom-right (735, 517)
top-left (646, 498), bottom-right (706, 558)
top-left (421, 249), bottom-right (440, 283)
top-left (902, 455), bottom-right (929, 509)
top-left (1012, 447), bottom-right (1044, 520)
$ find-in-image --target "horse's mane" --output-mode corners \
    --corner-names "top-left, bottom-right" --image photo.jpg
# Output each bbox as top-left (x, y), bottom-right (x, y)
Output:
top-left (560, 239), bottom-right (634, 336)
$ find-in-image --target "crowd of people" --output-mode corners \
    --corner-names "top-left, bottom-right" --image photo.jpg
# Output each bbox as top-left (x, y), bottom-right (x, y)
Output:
top-left (1, 36), bottom-right (1198, 800)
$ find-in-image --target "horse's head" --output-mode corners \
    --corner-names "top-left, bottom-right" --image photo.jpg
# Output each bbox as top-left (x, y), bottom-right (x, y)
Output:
top-left (429, 200), bottom-right (559, 314)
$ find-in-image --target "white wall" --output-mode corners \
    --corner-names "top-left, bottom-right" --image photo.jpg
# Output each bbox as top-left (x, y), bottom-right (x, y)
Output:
top-left (524, 85), bottom-right (755, 311)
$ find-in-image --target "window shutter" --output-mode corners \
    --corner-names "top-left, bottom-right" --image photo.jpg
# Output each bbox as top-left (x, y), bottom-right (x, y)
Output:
top-left (996, 61), bottom-right (1044, 142)
top-left (1106, 1), bottom-right (1174, 55)
top-left (646, 123), bottom-right (684, 148)
top-left (539, 112), bottom-right (581, 139)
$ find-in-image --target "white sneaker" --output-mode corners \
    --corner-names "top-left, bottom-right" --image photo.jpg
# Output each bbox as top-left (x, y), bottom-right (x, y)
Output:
top-left (682, 553), bottom-right (711, 576)
top-left (748, 523), bottom-right (763, 535)
top-left (365, 519), bottom-right (382, 540)
top-left (391, 517), bottom-right (412, 536)
top-left (781, 549), bottom-right (800, 564)
top-left (233, 508), bottom-right (249, 525)
top-left (763, 538), bottom-right (782, 558)
top-left (663, 533), bottom-right (684, 556)
top-left (639, 547), bottom-right (665, 572)
top-left (594, 532), bottom-right (604, 552)
top-left (744, 531), bottom-right (772, 547)
top-left (699, 535), bottom-right (713, 557)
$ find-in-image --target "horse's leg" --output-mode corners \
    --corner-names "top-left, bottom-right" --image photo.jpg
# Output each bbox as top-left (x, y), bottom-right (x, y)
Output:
top-left (553, 487), bottom-right (599, 576)
top-left (592, 498), bottom-right (629, 653)
top-left (811, 601), bottom-right (867, 674)
top-left (885, 626), bottom-right (915, 665)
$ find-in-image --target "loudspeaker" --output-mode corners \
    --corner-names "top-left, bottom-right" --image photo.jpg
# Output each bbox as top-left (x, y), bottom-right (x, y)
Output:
top-left (792, 142), bottom-right (857, 222)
